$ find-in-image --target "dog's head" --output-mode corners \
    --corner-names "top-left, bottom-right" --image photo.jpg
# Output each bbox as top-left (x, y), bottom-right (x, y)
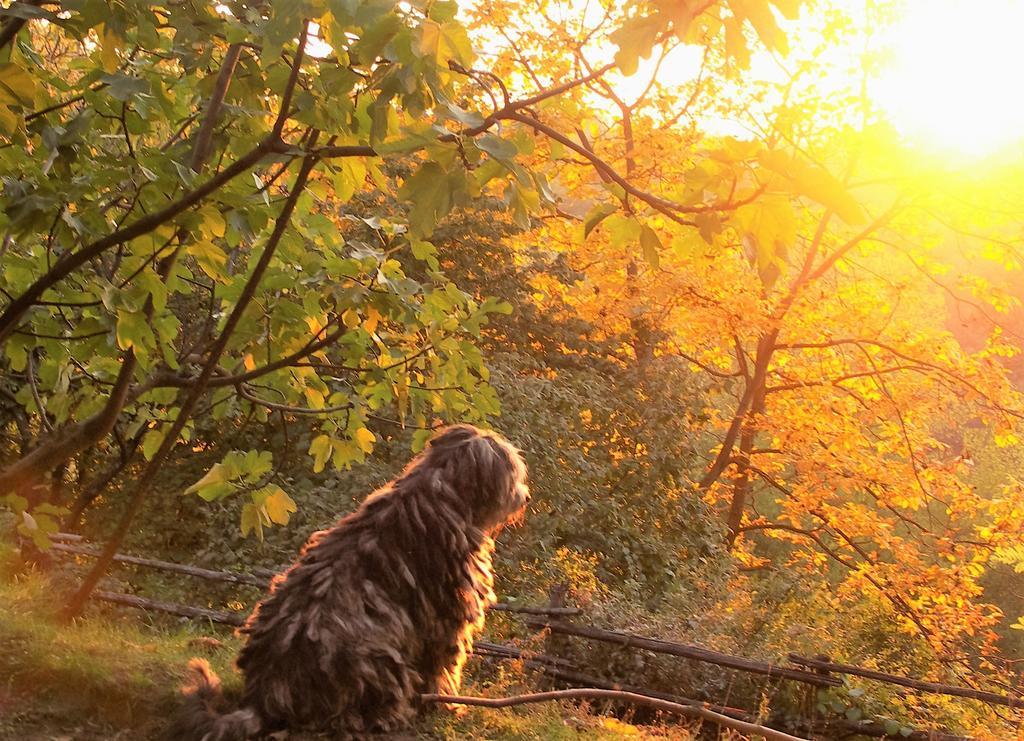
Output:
top-left (421, 424), bottom-right (530, 531)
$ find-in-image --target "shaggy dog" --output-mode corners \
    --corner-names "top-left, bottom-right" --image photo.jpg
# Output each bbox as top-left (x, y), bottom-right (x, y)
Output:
top-left (170, 424), bottom-right (529, 740)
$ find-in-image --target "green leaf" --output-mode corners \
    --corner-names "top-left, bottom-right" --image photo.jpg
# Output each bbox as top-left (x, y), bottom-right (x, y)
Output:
top-left (640, 224), bottom-right (662, 269)
top-left (115, 310), bottom-right (155, 352)
top-left (611, 14), bottom-right (663, 77)
top-left (724, 16), bottom-right (752, 68)
top-left (5, 494), bottom-right (29, 514)
top-left (410, 238), bottom-right (439, 269)
top-left (331, 158), bottom-right (368, 203)
top-left (331, 440), bottom-right (362, 470)
top-left (605, 214), bottom-right (642, 249)
top-left (399, 161), bottom-right (453, 237)
top-left (376, 121), bottom-right (435, 154)
top-left (99, 73), bottom-right (149, 102)
top-left (187, 240), bottom-right (228, 281)
top-left (98, 23), bottom-right (122, 73)
top-left (33, 502), bottom-right (66, 518)
top-left (413, 18), bottom-right (476, 65)
top-left (197, 205), bottom-right (226, 239)
top-left (354, 426), bottom-right (376, 454)
top-left (141, 428), bottom-right (165, 461)
top-left (185, 463), bottom-right (233, 500)
top-left (241, 449), bottom-right (273, 480)
top-left (417, 19), bottom-right (441, 57)
top-left (734, 196), bottom-right (796, 287)
top-left (479, 296), bottom-right (513, 315)
top-left (428, 1), bottom-right (459, 22)
top-left (476, 133), bottom-right (518, 162)
top-left (761, 150), bottom-right (865, 224)
top-left (444, 101), bottom-right (485, 128)
top-left (731, 0), bottom-right (787, 54)
top-left (582, 202), bottom-right (617, 240)
top-left (0, 104), bottom-right (19, 136)
top-left (352, 13), bottom-right (402, 64)
top-left (436, 21), bottom-right (475, 65)
top-left (0, 63), bottom-right (35, 107)
top-left (412, 427), bottom-right (433, 453)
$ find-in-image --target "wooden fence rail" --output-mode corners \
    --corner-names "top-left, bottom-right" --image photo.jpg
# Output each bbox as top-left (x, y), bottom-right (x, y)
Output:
top-left (525, 618), bottom-right (841, 688)
top-left (94, 589), bottom-right (245, 626)
top-left (789, 654), bottom-right (1022, 709)
top-left (52, 533), bottom-right (578, 617)
top-left (53, 542), bottom-right (267, 588)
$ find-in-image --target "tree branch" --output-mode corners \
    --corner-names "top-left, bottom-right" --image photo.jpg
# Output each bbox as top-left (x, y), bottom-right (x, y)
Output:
top-left (189, 43), bottom-right (243, 173)
top-left (699, 332), bottom-right (776, 491)
top-left (422, 689), bottom-right (807, 741)
top-left (0, 27), bottom-right (315, 345)
top-left (236, 383), bottom-right (353, 415)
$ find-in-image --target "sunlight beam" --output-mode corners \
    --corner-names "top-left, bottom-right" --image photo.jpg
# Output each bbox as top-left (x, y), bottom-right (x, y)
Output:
top-left (871, 0), bottom-right (1024, 157)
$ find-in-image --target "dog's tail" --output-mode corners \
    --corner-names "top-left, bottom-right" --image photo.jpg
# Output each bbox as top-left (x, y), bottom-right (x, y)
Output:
top-left (167, 658), bottom-right (263, 741)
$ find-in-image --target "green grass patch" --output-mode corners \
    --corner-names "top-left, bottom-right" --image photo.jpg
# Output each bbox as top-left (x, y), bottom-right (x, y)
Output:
top-left (0, 550), bottom-right (241, 739)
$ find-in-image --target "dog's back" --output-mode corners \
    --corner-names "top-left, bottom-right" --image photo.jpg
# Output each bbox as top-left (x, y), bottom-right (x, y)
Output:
top-left (233, 489), bottom-right (486, 734)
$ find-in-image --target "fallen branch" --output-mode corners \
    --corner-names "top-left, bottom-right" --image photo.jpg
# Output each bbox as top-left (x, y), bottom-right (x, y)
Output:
top-left (89, 592), bottom-right (580, 669)
top-left (51, 542), bottom-right (266, 588)
top-left (421, 689), bottom-right (808, 741)
top-left (489, 603), bottom-right (581, 617)
top-left (476, 649), bottom-right (752, 719)
top-left (472, 640), bottom-right (577, 669)
top-left (93, 590), bottom-right (246, 626)
top-left (527, 619), bottom-right (840, 687)
top-left (800, 718), bottom-right (971, 741)
top-left (789, 654), bottom-right (1022, 709)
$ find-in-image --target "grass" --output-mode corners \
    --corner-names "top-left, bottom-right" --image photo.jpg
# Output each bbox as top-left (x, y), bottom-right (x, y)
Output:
top-left (0, 543), bottom-right (694, 740)
top-left (0, 544), bottom-right (241, 739)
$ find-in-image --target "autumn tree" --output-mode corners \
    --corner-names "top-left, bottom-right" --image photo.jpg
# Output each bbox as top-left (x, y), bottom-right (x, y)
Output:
top-left (469, 0), bottom-right (1024, 714)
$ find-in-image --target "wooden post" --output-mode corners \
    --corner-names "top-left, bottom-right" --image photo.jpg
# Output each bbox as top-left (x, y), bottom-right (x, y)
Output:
top-left (806, 653), bottom-right (833, 728)
top-left (540, 582), bottom-right (571, 688)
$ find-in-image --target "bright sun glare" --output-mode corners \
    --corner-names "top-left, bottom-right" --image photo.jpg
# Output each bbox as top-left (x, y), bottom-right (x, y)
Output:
top-left (872, 0), bottom-right (1024, 157)
top-left (612, 0), bottom-right (1024, 159)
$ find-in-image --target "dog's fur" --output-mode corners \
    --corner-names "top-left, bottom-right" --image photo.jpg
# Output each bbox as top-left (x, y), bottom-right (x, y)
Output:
top-left (170, 424), bottom-right (529, 740)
